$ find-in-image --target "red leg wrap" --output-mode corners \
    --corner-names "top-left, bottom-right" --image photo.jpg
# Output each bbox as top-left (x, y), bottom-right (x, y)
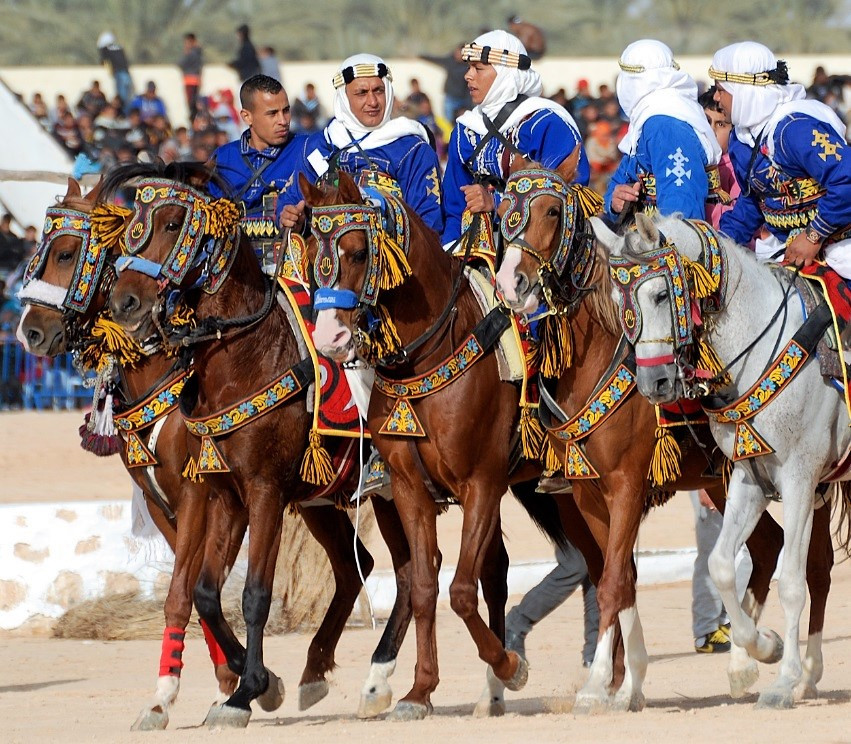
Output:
top-left (199, 619), bottom-right (228, 667)
top-left (159, 626), bottom-right (186, 677)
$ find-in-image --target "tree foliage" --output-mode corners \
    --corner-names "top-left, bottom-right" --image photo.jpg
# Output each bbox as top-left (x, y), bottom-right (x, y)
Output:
top-left (0, 0), bottom-right (849, 66)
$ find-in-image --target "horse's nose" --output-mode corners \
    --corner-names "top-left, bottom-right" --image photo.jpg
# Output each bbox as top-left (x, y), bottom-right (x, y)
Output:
top-left (117, 292), bottom-right (141, 317)
top-left (514, 272), bottom-right (530, 298)
top-left (25, 326), bottom-right (44, 349)
top-left (654, 377), bottom-right (673, 398)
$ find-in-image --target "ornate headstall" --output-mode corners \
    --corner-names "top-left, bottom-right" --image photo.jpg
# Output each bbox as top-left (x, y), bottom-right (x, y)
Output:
top-left (19, 207), bottom-right (107, 314)
top-left (311, 189), bottom-right (411, 311)
top-left (114, 178), bottom-right (241, 292)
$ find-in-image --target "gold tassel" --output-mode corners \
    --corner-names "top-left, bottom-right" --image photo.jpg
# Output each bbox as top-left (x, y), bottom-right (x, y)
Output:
top-left (90, 203), bottom-right (132, 250)
top-left (520, 405), bottom-right (546, 460)
top-left (375, 231), bottom-right (412, 291)
top-left (202, 198), bottom-right (242, 238)
top-left (696, 337), bottom-right (730, 385)
top-left (78, 316), bottom-right (144, 371)
top-left (542, 439), bottom-right (563, 475)
top-left (169, 301), bottom-right (195, 328)
top-left (300, 430), bottom-right (334, 485)
top-left (573, 185), bottom-right (605, 219)
top-left (182, 455), bottom-right (204, 483)
top-left (539, 313), bottom-right (573, 378)
top-left (721, 457), bottom-right (733, 495)
top-left (682, 256), bottom-right (718, 300)
top-left (649, 425), bottom-right (681, 486)
top-left (369, 305), bottom-right (403, 360)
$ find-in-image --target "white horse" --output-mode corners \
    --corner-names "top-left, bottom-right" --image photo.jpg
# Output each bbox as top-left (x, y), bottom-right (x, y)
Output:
top-left (593, 212), bottom-right (851, 709)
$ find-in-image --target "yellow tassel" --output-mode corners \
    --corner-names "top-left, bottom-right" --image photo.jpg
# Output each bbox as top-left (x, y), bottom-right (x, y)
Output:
top-left (300, 430), bottom-right (334, 485)
top-left (181, 455), bottom-right (204, 483)
top-left (696, 337), bottom-right (730, 385)
top-left (648, 425), bottom-right (681, 486)
top-left (683, 256), bottom-right (718, 300)
top-left (573, 184), bottom-right (605, 219)
top-left (78, 316), bottom-right (144, 371)
top-left (90, 203), bottom-right (132, 250)
top-left (369, 305), bottom-right (403, 361)
top-left (721, 457), bottom-right (733, 495)
top-left (520, 405), bottom-right (546, 460)
top-left (375, 230), bottom-right (412, 291)
top-left (202, 198), bottom-right (242, 238)
top-left (542, 439), bottom-right (563, 475)
top-left (539, 313), bottom-right (573, 378)
top-left (169, 301), bottom-right (195, 328)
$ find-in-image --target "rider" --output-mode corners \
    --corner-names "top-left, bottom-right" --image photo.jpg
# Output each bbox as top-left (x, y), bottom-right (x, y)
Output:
top-left (605, 39), bottom-right (721, 223)
top-left (442, 29), bottom-right (588, 248)
top-left (710, 41), bottom-right (851, 278)
top-left (278, 53), bottom-right (444, 235)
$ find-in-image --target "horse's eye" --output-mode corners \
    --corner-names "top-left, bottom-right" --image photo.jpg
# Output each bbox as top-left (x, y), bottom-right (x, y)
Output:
top-left (56, 250), bottom-right (74, 264)
top-left (546, 206), bottom-right (560, 218)
top-left (351, 248), bottom-right (368, 264)
top-left (653, 289), bottom-right (668, 305)
top-left (165, 221), bottom-right (181, 232)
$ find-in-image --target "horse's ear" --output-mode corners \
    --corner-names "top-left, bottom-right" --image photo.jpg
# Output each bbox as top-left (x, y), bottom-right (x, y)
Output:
top-left (300, 173), bottom-right (325, 207)
top-left (85, 176), bottom-right (104, 203)
top-left (634, 212), bottom-right (660, 247)
top-left (337, 171), bottom-right (362, 203)
top-left (65, 177), bottom-right (81, 199)
top-left (556, 145), bottom-right (581, 183)
top-left (589, 216), bottom-right (621, 257)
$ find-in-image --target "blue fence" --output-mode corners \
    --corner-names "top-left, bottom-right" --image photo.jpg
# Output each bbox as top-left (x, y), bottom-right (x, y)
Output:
top-left (0, 339), bottom-right (92, 410)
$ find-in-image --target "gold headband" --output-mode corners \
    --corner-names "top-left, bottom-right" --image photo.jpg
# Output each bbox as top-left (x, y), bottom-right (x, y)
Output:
top-left (332, 62), bottom-right (392, 89)
top-left (708, 61), bottom-right (789, 86)
top-left (461, 43), bottom-right (532, 70)
top-left (618, 59), bottom-right (680, 73)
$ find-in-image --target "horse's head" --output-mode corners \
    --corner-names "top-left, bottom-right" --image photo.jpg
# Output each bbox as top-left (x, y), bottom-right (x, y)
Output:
top-left (303, 171), bottom-right (412, 363)
top-left (495, 147), bottom-right (601, 317)
top-left (17, 178), bottom-right (107, 356)
top-left (593, 212), bottom-right (684, 403)
top-left (106, 163), bottom-right (240, 341)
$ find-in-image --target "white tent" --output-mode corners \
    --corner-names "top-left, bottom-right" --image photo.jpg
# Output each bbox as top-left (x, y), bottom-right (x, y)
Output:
top-left (0, 76), bottom-right (74, 230)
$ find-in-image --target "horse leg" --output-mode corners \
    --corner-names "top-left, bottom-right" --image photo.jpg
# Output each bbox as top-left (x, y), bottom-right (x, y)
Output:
top-left (473, 521), bottom-right (510, 719)
top-left (756, 474), bottom-right (816, 709)
top-left (297, 504), bottom-right (375, 711)
top-left (206, 492), bottom-right (285, 728)
top-left (385, 474), bottom-right (440, 721)
top-left (358, 496), bottom-right (416, 718)
top-left (795, 498), bottom-right (833, 701)
top-left (447, 487), bottom-right (527, 692)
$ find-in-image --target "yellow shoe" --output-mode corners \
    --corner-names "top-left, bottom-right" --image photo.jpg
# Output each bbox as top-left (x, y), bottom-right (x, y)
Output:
top-left (695, 628), bottom-right (731, 653)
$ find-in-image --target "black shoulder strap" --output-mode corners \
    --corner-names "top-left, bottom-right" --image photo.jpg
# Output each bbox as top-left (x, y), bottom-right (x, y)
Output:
top-left (234, 153), bottom-right (278, 202)
top-left (464, 94), bottom-right (529, 179)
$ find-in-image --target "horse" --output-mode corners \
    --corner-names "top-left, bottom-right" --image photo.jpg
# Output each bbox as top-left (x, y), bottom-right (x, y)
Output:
top-left (299, 169), bottom-right (610, 719)
top-left (101, 162), bottom-right (579, 723)
top-left (493, 159), bottom-right (838, 710)
top-left (16, 176), bottom-right (411, 728)
top-left (594, 211), bottom-right (851, 709)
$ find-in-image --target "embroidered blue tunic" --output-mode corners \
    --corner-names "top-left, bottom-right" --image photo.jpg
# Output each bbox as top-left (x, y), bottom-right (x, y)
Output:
top-left (604, 115), bottom-right (709, 221)
top-left (277, 126), bottom-right (445, 235)
top-left (209, 130), bottom-right (308, 213)
top-left (442, 108), bottom-right (589, 244)
top-left (720, 114), bottom-right (851, 245)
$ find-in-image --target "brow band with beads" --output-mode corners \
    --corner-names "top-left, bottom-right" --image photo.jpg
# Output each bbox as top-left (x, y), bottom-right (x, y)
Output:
top-left (332, 63), bottom-right (391, 89)
top-left (461, 43), bottom-right (531, 70)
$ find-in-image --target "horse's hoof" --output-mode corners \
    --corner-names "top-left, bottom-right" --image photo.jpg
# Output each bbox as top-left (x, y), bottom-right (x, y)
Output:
top-left (256, 670), bottom-right (285, 712)
top-left (357, 690), bottom-right (393, 719)
top-left (572, 691), bottom-right (610, 716)
top-left (757, 629), bottom-right (784, 664)
top-left (500, 651), bottom-right (529, 692)
top-left (729, 663), bottom-right (759, 698)
top-left (612, 690), bottom-right (645, 713)
top-left (755, 688), bottom-right (795, 710)
top-left (298, 680), bottom-right (329, 711)
top-left (472, 696), bottom-right (505, 718)
top-left (794, 683), bottom-right (818, 702)
top-left (203, 703), bottom-right (251, 729)
top-left (386, 700), bottom-right (431, 721)
top-left (131, 706), bottom-right (168, 731)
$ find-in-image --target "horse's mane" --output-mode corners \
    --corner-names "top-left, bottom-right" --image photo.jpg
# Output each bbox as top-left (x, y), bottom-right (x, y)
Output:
top-left (586, 244), bottom-right (622, 337)
top-left (97, 161), bottom-right (227, 203)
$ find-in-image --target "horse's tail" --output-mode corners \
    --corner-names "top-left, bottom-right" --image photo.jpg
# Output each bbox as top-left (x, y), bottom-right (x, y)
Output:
top-left (509, 479), bottom-right (569, 550)
top-left (832, 481), bottom-right (851, 559)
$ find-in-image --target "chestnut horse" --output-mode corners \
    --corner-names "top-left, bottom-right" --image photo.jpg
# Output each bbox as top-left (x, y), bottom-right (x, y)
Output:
top-left (493, 159), bottom-right (836, 710)
top-left (301, 171), bottom-right (611, 720)
top-left (16, 177), bottom-right (412, 728)
top-left (102, 163), bottom-right (582, 723)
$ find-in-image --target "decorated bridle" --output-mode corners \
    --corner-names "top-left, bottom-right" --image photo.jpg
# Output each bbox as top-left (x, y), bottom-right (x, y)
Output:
top-left (608, 220), bottom-right (729, 396)
top-left (500, 168), bottom-right (604, 313)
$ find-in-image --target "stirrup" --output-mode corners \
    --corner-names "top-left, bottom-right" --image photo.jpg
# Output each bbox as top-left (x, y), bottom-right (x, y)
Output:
top-left (361, 448), bottom-right (392, 499)
top-left (535, 475), bottom-right (573, 494)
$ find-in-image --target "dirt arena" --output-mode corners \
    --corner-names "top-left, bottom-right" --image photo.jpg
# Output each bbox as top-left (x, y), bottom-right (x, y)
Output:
top-left (2, 411), bottom-right (851, 742)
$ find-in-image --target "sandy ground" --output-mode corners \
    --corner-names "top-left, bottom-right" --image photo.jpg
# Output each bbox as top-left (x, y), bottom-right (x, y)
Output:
top-left (2, 411), bottom-right (851, 741)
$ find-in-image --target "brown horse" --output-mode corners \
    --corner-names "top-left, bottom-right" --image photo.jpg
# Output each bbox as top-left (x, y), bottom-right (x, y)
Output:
top-left (300, 170), bottom-right (611, 720)
top-left (493, 158), bottom-right (836, 710)
top-left (101, 163), bottom-right (582, 723)
top-left (16, 177), bottom-right (413, 728)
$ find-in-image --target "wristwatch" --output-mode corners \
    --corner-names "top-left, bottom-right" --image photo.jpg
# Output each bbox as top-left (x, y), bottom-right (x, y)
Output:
top-left (805, 226), bottom-right (823, 245)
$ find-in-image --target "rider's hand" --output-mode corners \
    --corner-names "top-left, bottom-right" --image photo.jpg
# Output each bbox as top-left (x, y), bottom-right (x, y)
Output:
top-left (610, 183), bottom-right (641, 214)
top-left (279, 200), bottom-right (305, 230)
top-left (785, 230), bottom-right (822, 268)
top-left (460, 184), bottom-right (495, 214)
